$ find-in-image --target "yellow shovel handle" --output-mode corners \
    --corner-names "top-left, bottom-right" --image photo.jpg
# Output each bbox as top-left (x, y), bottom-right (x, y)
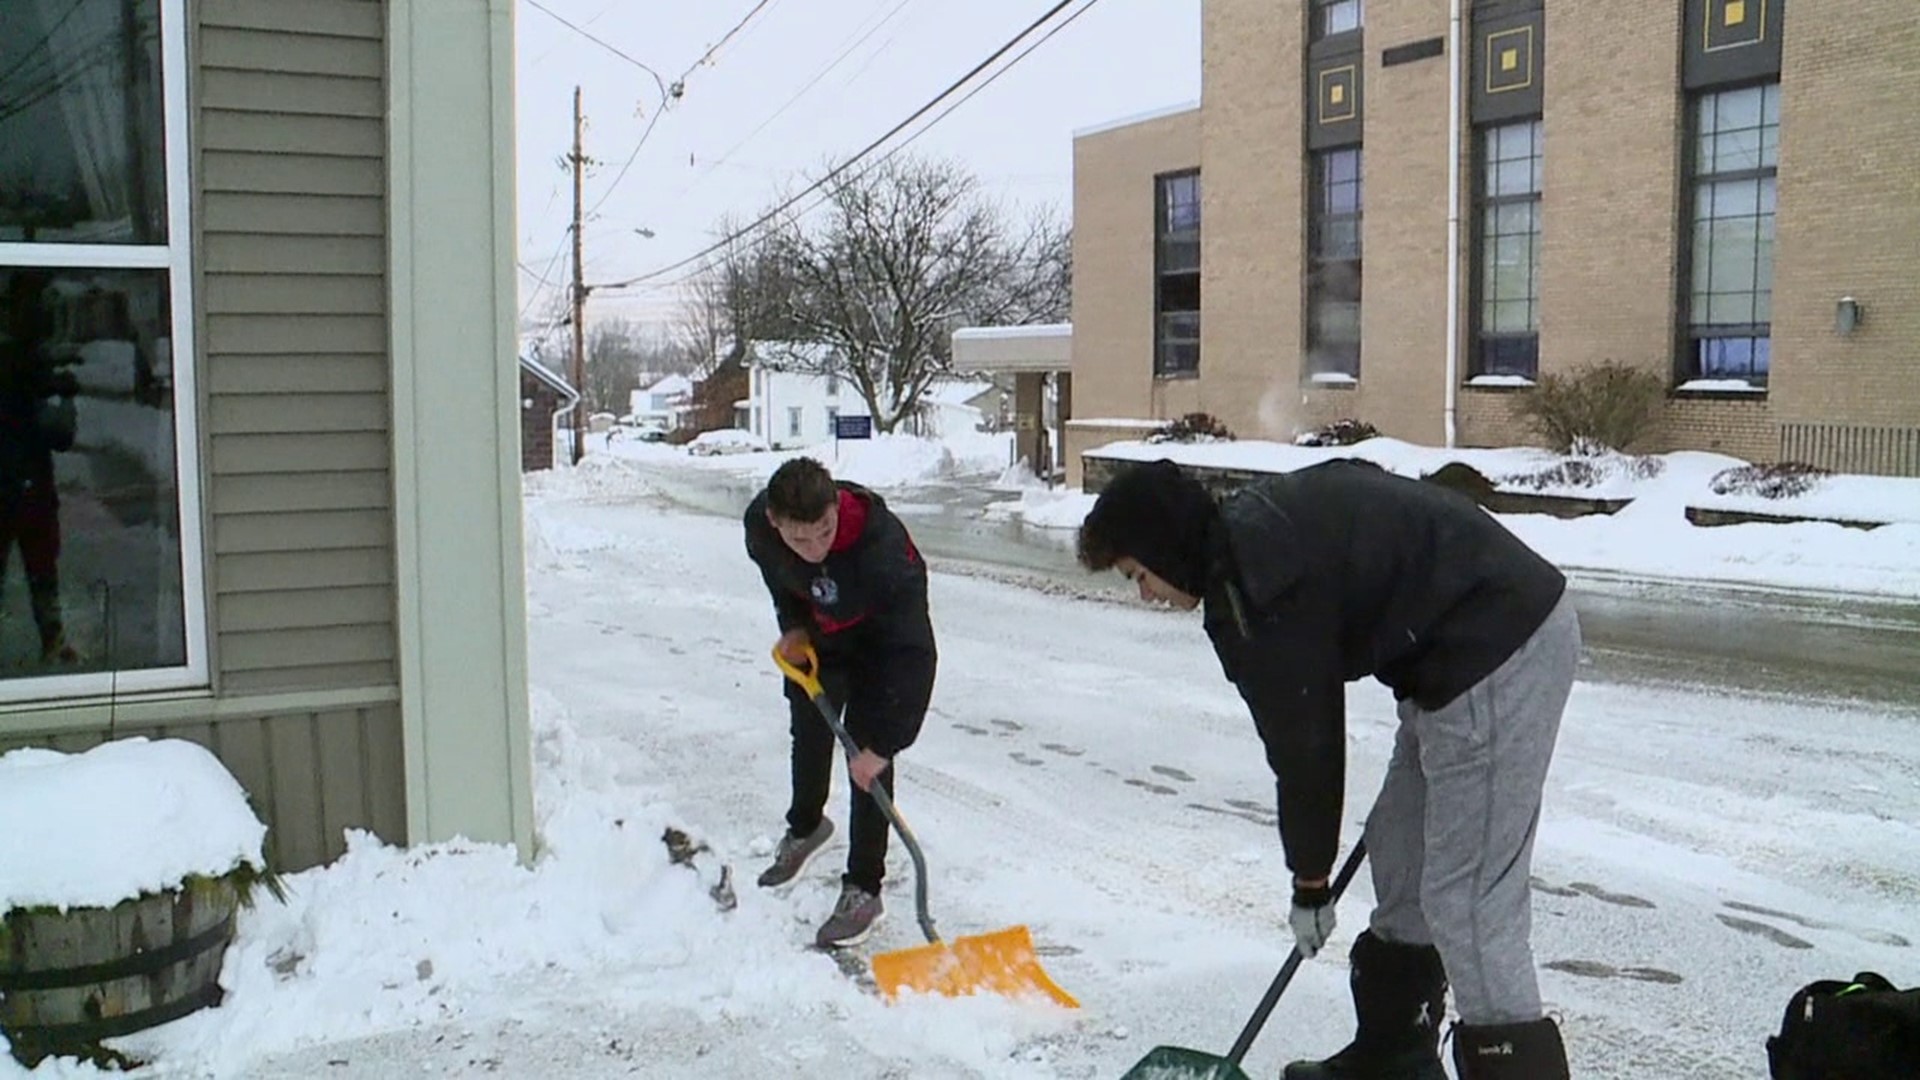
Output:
top-left (771, 641), bottom-right (827, 699)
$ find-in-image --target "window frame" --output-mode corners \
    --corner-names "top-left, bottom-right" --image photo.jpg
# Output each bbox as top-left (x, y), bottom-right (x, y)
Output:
top-left (0, 0), bottom-right (207, 706)
top-left (1311, 0), bottom-right (1364, 41)
top-left (1305, 146), bottom-right (1363, 382)
top-left (1152, 168), bottom-right (1201, 378)
top-left (1469, 117), bottom-right (1544, 383)
top-left (1678, 79), bottom-right (1779, 390)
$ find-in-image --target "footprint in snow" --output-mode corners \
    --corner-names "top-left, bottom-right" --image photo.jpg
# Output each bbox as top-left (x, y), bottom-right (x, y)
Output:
top-left (1716, 914), bottom-right (1815, 950)
top-left (1041, 742), bottom-right (1086, 757)
top-left (1188, 802), bottom-right (1278, 828)
top-left (1722, 900), bottom-right (1912, 948)
top-left (1544, 959), bottom-right (1685, 985)
top-left (953, 723), bottom-right (991, 737)
top-left (1009, 752), bottom-right (1045, 767)
top-left (1530, 878), bottom-right (1656, 909)
top-left (1126, 778), bottom-right (1179, 796)
top-left (1151, 765), bottom-right (1195, 783)
top-left (990, 718), bottom-right (1025, 733)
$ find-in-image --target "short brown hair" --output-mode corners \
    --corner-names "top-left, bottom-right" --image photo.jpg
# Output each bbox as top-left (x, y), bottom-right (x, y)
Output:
top-left (766, 456), bottom-right (838, 522)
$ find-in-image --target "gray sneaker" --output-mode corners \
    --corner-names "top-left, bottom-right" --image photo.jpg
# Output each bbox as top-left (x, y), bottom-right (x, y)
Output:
top-left (815, 883), bottom-right (884, 948)
top-left (756, 818), bottom-right (834, 888)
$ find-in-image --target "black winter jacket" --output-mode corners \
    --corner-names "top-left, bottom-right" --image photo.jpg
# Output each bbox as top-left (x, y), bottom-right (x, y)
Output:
top-left (1200, 459), bottom-right (1566, 881)
top-left (744, 481), bottom-right (935, 757)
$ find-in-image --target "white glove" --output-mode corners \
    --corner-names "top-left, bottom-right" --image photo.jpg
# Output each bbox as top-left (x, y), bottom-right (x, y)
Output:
top-left (1289, 881), bottom-right (1337, 958)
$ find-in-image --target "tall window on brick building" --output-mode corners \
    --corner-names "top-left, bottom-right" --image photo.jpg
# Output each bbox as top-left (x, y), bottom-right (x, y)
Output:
top-left (1312, 0), bottom-right (1362, 39)
top-left (1683, 81), bottom-right (1778, 387)
top-left (1473, 119), bottom-right (1543, 380)
top-left (1154, 169), bottom-right (1200, 377)
top-left (1307, 147), bottom-right (1363, 381)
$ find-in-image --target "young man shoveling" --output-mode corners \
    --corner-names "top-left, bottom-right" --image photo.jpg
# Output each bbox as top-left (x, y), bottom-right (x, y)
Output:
top-left (1077, 457), bottom-right (1580, 1080)
top-left (744, 456), bottom-right (937, 948)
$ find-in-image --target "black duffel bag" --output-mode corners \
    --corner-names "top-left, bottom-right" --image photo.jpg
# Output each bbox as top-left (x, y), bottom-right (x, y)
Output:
top-left (1767, 971), bottom-right (1920, 1079)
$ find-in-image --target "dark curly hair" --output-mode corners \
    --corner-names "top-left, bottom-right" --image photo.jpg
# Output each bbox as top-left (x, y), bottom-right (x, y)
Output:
top-left (765, 456), bottom-right (838, 522)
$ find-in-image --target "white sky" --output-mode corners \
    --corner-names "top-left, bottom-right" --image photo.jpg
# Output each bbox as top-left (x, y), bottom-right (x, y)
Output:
top-left (511, 0), bottom-right (1201, 333)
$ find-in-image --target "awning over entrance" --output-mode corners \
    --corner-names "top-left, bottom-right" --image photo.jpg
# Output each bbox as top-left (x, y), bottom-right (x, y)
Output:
top-left (951, 323), bottom-right (1071, 373)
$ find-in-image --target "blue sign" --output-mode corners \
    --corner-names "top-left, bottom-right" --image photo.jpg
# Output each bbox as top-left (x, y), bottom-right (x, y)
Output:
top-left (834, 414), bottom-right (873, 440)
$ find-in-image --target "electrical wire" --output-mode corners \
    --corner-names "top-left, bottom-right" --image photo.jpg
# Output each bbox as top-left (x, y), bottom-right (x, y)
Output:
top-left (594, 0), bottom-right (1098, 293)
top-left (678, 0), bottom-right (784, 82)
top-left (523, 0), bottom-right (669, 102)
top-left (684, 0), bottom-right (921, 191)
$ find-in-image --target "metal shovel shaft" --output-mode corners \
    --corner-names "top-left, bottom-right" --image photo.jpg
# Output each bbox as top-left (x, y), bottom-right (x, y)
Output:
top-left (803, 686), bottom-right (940, 945)
top-left (773, 644), bottom-right (939, 944)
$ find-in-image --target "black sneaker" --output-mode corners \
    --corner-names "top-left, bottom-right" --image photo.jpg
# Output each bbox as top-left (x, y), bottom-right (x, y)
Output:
top-left (756, 818), bottom-right (834, 888)
top-left (814, 883), bottom-right (884, 948)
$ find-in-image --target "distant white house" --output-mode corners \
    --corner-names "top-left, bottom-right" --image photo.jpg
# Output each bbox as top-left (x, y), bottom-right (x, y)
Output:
top-left (740, 343), bottom-right (868, 449)
top-left (629, 373), bottom-right (694, 430)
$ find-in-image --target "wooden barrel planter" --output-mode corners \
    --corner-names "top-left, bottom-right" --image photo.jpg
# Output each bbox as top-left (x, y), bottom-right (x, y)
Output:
top-left (1, 878), bottom-right (239, 1068)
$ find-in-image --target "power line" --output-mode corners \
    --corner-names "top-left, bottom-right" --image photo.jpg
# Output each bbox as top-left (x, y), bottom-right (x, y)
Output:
top-left (523, 0), bottom-right (668, 102)
top-left (679, 0), bottom-right (784, 81)
top-left (596, 0), bottom-right (1096, 293)
top-left (681, 0), bottom-right (922, 198)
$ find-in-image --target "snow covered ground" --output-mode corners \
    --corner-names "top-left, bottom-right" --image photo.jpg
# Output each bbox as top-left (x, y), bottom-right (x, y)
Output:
top-left (985, 437), bottom-right (1920, 599)
top-left (8, 453), bottom-right (1915, 1079)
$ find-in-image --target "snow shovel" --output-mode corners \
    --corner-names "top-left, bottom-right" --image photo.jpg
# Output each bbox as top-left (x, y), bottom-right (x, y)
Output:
top-left (1118, 837), bottom-right (1369, 1080)
top-left (773, 644), bottom-right (1079, 1009)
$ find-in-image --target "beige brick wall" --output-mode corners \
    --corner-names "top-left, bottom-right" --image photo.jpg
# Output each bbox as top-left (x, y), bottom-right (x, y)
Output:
top-left (1535, 1), bottom-right (1682, 385)
top-left (1197, 0), bottom-right (1306, 441)
top-left (1320, 0), bottom-right (1453, 445)
top-left (1658, 397), bottom-right (1777, 462)
top-left (1069, 107), bottom-right (1201, 427)
top-left (1066, 0), bottom-right (1920, 478)
top-left (1768, 2), bottom-right (1920, 430)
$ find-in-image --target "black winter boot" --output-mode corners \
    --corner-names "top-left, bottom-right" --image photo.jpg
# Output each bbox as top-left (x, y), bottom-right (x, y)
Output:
top-left (1282, 931), bottom-right (1449, 1080)
top-left (1449, 1017), bottom-right (1570, 1080)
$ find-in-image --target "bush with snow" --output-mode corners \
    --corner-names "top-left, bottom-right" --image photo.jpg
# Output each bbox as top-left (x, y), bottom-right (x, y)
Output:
top-left (1295, 418), bottom-right (1380, 447)
top-left (1515, 360), bottom-right (1666, 454)
top-left (1145, 412), bottom-right (1235, 444)
top-left (1709, 461), bottom-right (1832, 500)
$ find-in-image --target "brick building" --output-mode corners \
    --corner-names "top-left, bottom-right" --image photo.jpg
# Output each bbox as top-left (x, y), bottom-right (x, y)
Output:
top-left (1064, 0), bottom-right (1920, 484)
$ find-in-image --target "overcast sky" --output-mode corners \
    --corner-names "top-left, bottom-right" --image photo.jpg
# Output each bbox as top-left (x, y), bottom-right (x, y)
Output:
top-left (512, 0), bottom-right (1200, 333)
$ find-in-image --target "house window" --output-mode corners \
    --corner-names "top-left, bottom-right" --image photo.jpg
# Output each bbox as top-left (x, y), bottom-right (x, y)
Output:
top-left (1313, 0), bottom-right (1362, 39)
top-left (825, 406), bottom-right (839, 431)
top-left (1683, 81), bottom-right (1779, 387)
top-left (1306, 147), bottom-right (1363, 381)
top-left (787, 406), bottom-right (802, 438)
top-left (1154, 170), bottom-right (1200, 377)
top-left (824, 374), bottom-right (838, 397)
top-left (1473, 119), bottom-right (1543, 380)
top-left (0, 0), bottom-right (201, 701)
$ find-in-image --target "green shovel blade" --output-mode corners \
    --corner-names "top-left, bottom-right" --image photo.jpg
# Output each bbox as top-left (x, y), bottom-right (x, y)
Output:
top-left (1117, 1045), bottom-right (1253, 1080)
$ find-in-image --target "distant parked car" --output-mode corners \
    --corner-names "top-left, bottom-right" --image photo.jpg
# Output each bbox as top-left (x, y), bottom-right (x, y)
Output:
top-left (686, 429), bottom-right (769, 456)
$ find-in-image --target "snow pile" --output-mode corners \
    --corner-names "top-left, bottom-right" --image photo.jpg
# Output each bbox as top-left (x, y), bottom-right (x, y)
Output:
top-left (19, 691), bottom-right (1071, 1078)
top-left (0, 738), bottom-right (267, 912)
top-left (986, 488), bottom-right (1098, 532)
top-left (1695, 469), bottom-right (1920, 525)
top-left (983, 439), bottom-right (1920, 597)
top-left (607, 429), bottom-right (1013, 489)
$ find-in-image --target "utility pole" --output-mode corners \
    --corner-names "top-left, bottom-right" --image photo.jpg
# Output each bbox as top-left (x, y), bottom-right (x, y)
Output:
top-left (568, 85), bottom-right (589, 464)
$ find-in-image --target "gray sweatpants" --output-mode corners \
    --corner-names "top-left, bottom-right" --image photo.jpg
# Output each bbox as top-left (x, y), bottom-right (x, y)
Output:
top-left (1365, 594), bottom-right (1581, 1025)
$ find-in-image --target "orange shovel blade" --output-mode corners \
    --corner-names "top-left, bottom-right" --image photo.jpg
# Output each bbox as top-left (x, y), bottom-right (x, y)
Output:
top-left (869, 925), bottom-right (1079, 1008)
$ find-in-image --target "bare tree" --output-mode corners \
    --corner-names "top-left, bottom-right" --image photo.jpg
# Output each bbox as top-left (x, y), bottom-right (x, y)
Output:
top-left (760, 154), bottom-right (1053, 433)
top-left (673, 217), bottom-right (798, 433)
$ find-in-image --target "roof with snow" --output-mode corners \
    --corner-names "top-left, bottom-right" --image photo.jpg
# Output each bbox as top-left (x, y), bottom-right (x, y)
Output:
top-left (519, 355), bottom-right (578, 404)
top-left (642, 373), bottom-right (694, 397)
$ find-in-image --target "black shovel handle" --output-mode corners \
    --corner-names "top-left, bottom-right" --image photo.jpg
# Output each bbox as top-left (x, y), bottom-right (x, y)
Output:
top-left (1224, 836), bottom-right (1370, 1066)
